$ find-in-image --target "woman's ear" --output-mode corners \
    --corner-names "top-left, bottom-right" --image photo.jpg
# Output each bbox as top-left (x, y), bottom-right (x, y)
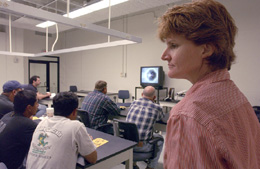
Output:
top-left (202, 43), bottom-right (215, 59)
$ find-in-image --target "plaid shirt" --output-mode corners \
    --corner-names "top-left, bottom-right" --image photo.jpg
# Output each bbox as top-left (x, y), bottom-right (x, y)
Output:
top-left (126, 98), bottom-right (164, 141)
top-left (81, 90), bottom-right (120, 129)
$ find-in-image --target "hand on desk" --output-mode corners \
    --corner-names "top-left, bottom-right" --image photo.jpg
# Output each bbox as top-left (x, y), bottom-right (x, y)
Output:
top-left (88, 134), bottom-right (93, 140)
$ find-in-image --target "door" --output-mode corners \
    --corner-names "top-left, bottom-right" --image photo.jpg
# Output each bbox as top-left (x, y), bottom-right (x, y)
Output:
top-left (29, 56), bottom-right (59, 93)
top-left (29, 62), bottom-right (48, 93)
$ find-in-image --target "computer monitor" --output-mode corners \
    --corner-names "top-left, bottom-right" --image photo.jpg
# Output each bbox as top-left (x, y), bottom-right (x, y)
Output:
top-left (140, 66), bottom-right (164, 89)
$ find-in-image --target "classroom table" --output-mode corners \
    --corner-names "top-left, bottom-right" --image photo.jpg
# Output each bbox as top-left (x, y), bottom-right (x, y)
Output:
top-left (159, 100), bottom-right (179, 108)
top-left (38, 97), bottom-right (53, 108)
top-left (39, 91), bottom-right (118, 108)
top-left (77, 128), bottom-right (137, 169)
top-left (76, 90), bottom-right (118, 98)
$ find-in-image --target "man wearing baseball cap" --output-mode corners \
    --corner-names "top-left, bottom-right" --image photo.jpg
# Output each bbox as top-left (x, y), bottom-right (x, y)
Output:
top-left (0, 80), bottom-right (22, 118)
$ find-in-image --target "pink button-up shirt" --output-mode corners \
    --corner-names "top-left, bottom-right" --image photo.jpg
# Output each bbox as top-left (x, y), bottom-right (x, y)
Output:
top-left (164, 69), bottom-right (260, 169)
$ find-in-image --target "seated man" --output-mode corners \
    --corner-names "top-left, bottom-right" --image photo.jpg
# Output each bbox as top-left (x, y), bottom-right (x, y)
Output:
top-left (0, 80), bottom-right (22, 118)
top-left (23, 75), bottom-right (51, 117)
top-left (126, 86), bottom-right (164, 169)
top-left (26, 92), bottom-right (97, 169)
top-left (0, 90), bottom-right (38, 169)
top-left (81, 80), bottom-right (120, 134)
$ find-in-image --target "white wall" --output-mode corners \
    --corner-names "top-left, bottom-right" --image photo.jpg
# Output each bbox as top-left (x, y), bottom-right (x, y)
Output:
top-left (0, 28), bottom-right (25, 87)
top-left (0, 28), bottom-right (60, 88)
top-left (223, 0), bottom-right (260, 105)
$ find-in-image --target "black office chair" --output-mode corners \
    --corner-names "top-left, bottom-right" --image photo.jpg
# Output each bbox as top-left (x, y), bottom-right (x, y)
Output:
top-left (253, 106), bottom-right (260, 122)
top-left (117, 90), bottom-right (131, 107)
top-left (113, 119), bottom-right (164, 162)
top-left (77, 109), bottom-right (91, 128)
top-left (77, 109), bottom-right (113, 134)
top-left (69, 85), bottom-right (78, 92)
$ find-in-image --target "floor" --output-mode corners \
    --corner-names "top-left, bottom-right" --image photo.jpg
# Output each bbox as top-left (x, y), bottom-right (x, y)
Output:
top-left (111, 132), bottom-right (166, 169)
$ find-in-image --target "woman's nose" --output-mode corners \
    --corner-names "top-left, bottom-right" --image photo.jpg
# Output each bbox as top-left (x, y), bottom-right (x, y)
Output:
top-left (161, 48), bottom-right (170, 60)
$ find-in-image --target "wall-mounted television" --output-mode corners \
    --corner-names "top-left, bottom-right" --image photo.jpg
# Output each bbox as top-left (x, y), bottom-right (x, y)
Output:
top-left (140, 66), bottom-right (164, 89)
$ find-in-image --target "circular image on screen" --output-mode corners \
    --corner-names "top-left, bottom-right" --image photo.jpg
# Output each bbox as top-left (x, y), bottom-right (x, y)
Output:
top-left (147, 70), bottom-right (157, 81)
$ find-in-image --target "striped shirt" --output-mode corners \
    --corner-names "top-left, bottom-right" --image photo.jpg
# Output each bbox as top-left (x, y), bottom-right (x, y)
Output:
top-left (126, 98), bottom-right (164, 141)
top-left (81, 90), bottom-right (120, 129)
top-left (164, 69), bottom-right (260, 169)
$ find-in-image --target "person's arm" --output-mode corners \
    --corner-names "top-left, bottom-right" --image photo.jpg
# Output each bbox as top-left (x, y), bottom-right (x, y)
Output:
top-left (156, 105), bottom-right (164, 121)
top-left (76, 123), bottom-right (97, 164)
top-left (84, 150), bottom-right (97, 164)
top-left (165, 115), bottom-right (220, 169)
top-left (37, 92), bottom-right (51, 100)
top-left (104, 97), bottom-right (120, 115)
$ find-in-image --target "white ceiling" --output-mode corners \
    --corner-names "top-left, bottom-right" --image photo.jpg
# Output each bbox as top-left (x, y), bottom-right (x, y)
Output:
top-left (0, 0), bottom-right (180, 34)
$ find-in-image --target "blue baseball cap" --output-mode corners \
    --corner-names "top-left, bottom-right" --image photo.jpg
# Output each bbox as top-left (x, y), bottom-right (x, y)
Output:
top-left (3, 80), bottom-right (22, 92)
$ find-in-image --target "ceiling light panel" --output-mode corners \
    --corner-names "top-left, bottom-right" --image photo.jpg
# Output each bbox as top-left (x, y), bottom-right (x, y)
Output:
top-left (36, 0), bottom-right (128, 28)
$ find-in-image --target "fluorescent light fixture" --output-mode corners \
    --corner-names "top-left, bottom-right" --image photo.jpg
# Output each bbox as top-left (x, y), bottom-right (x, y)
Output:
top-left (36, 21), bottom-right (56, 28)
top-left (34, 40), bottom-right (136, 57)
top-left (0, 51), bottom-right (34, 57)
top-left (36, 0), bottom-right (128, 28)
top-left (1, 0), bottom-right (141, 57)
top-left (0, 40), bottom-right (137, 57)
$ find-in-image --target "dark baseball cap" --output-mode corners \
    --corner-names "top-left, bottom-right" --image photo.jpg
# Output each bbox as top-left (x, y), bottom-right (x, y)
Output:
top-left (3, 80), bottom-right (22, 92)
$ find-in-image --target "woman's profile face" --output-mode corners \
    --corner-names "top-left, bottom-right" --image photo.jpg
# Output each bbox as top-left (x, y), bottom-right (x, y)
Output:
top-left (161, 34), bottom-right (207, 83)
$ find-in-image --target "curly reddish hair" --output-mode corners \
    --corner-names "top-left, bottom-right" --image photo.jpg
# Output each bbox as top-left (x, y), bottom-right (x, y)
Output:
top-left (158, 0), bottom-right (237, 71)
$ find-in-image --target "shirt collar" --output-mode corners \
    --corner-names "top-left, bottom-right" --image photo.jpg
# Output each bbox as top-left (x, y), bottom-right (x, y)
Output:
top-left (93, 90), bottom-right (104, 94)
top-left (186, 69), bottom-right (230, 96)
top-left (140, 97), bottom-right (153, 103)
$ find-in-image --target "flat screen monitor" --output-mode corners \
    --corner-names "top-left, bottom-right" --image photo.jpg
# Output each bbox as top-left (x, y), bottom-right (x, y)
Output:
top-left (140, 66), bottom-right (164, 88)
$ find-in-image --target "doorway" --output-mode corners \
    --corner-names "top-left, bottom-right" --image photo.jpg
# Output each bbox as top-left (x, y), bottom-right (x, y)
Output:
top-left (28, 56), bottom-right (59, 93)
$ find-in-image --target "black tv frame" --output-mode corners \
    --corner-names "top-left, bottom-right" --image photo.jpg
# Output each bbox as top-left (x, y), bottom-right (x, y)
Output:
top-left (140, 66), bottom-right (164, 89)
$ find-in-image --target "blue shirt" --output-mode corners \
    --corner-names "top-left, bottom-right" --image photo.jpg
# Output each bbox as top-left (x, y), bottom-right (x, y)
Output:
top-left (81, 90), bottom-right (120, 129)
top-left (126, 97), bottom-right (164, 141)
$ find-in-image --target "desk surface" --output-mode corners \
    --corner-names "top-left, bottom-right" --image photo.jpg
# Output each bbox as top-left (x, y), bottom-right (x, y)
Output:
top-left (80, 128), bottom-right (136, 168)
top-left (38, 97), bottom-right (53, 108)
top-left (159, 100), bottom-right (179, 108)
top-left (76, 90), bottom-right (118, 96)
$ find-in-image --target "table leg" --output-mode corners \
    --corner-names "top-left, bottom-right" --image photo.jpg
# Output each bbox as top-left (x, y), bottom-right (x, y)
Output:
top-left (125, 148), bottom-right (133, 169)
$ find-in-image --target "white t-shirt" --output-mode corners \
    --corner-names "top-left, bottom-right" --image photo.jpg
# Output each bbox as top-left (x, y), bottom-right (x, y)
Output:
top-left (26, 116), bottom-right (96, 169)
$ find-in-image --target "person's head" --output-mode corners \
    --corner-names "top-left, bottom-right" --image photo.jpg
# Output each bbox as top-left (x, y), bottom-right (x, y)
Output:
top-left (29, 75), bottom-right (41, 87)
top-left (95, 80), bottom-right (107, 94)
top-left (14, 90), bottom-right (38, 118)
top-left (158, 0), bottom-right (237, 82)
top-left (2, 80), bottom-right (22, 102)
top-left (53, 92), bottom-right (78, 120)
top-left (142, 86), bottom-right (156, 101)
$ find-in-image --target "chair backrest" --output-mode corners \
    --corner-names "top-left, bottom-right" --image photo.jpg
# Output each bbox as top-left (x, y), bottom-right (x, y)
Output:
top-left (113, 119), bottom-right (139, 142)
top-left (69, 85), bottom-right (77, 92)
top-left (77, 109), bottom-right (91, 128)
top-left (118, 90), bottom-right (130, 103)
